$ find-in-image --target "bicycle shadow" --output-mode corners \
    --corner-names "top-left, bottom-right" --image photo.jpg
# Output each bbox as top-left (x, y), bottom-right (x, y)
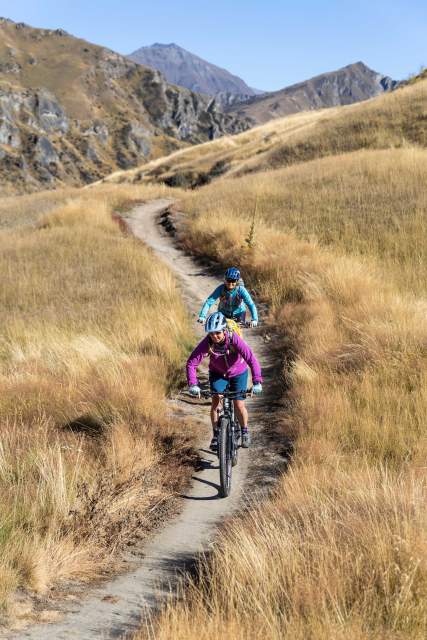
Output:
top-left (179, 476), bottom-right (221, 501)
top-left (199, 447), bottom-right (219, 459)
top-left (180, 449), bottom-right (221, 500)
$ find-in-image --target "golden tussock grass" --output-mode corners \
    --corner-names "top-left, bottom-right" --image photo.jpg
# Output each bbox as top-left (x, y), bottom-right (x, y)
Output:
top-left (235, 77), bottom-right (427, 176)
top-left (137, 147), bottom-right (427, 637)
top-left (0, 188), bottom-right (78, 229)
top-left (142, 465), bottom-right (426, 640)
top-left (181, 147), bottom-right (427, 296)
top-left (0, 183), bottom-right (194, 617)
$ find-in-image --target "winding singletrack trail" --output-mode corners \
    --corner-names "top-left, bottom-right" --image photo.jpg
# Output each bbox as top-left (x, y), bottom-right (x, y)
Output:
top-left (10, 200), bottom-right (279, 639)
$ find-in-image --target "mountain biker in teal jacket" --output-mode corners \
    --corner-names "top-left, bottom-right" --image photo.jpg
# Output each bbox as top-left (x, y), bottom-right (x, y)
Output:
top-left (197, 267), bottom-right (258, 327)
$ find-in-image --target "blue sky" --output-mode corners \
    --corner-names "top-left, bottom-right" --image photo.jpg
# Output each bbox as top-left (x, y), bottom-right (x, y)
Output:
top-left (1, 1), bottom-right (426, 90)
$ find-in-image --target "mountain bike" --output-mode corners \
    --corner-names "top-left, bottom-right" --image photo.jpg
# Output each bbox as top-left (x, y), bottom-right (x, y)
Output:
top-left (201, 389), bottom-right (252, 498)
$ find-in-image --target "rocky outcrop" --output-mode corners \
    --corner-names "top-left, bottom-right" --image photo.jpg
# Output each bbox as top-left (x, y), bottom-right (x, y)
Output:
top-left (214, 91), bottom-right (259, 110)
top-left (0, 19), bottom-right (251, 194)
top-left (134, 69), bottom-right (249, 141)
top-left (0, 80), bottom-right (248, 192)
top-left (0, 85), bottom-right (86, 188)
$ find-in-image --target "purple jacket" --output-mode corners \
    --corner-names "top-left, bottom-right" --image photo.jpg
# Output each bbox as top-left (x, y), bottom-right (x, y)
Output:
top-left (186, 331), bottom-right (262, 387)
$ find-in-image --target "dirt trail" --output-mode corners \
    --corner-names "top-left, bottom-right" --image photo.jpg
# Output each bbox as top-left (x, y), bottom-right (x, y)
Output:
top-left (10, 200), bottom-right (279, 639)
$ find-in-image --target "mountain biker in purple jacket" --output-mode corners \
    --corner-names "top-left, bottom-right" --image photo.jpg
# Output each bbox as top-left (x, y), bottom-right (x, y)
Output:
top-left (197, 267), bottom-right (258, 327)
top-left (187, 311), bottom-right (263, 450)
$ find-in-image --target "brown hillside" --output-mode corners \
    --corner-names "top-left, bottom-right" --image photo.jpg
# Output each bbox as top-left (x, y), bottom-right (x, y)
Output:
top-left (0, 18), bottom-right (250, 194)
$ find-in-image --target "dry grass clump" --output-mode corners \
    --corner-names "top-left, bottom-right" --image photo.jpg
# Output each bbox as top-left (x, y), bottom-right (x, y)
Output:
top-left (403, 66), bottom-right (427, 85)
top-left (0, 184), bottom-right (194, 616)
top-left (139, 164), bottom-right (426, 637)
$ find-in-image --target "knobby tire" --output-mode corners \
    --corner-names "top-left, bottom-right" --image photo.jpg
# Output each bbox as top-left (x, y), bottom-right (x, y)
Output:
top-left (218, 416), bottom-right (232, 498)
top-left (232, 422), bottom-right (240, 467)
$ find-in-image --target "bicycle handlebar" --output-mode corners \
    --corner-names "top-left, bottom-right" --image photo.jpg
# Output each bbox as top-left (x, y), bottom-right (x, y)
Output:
top-left (191, 388), bottom-right (254, 399)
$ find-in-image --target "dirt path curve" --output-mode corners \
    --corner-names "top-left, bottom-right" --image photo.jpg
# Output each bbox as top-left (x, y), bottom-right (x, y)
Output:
top-left (11, 200), bottom-right (277, 640)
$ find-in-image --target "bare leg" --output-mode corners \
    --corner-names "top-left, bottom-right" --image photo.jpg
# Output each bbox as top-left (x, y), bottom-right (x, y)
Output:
top-left (233, 399), bottom-right (248, 429)
top-left (210, 395), bottom-right (221, 430)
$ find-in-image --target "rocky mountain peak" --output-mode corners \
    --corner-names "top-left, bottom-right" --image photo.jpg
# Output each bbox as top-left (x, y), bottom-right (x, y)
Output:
top-left (228, 61), bottom-right (398, 124)
top-left (128, 42), bottom-right (262, 100)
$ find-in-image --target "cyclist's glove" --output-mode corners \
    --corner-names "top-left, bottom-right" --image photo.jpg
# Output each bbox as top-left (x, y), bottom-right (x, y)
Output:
top-left (249, 320), bottom-right (258, 328)
top-left (189, 384), bottom-right (201, 397)
top-left (252, 383), bottom-right (263, 395)
top-left (197, 317), bottom-right (205, 324)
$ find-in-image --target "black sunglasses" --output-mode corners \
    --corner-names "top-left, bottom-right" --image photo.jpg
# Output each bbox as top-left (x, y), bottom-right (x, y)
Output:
top-left (225, 279), bottom-right (238, 284)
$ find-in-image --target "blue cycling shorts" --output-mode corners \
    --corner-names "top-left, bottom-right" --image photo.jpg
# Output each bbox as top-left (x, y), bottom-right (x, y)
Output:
top-left (209, 369), bottom-right (249, 400)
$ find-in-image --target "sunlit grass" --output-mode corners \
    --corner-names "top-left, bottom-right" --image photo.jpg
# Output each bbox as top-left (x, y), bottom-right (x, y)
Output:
top-left (143, 465), bottom-right (426, 640)
top-left (179, 147), bottom-right (427, 296)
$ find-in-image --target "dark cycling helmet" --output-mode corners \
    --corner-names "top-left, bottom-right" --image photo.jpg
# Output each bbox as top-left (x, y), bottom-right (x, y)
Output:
top-left (205, 311), bottom-right (227, 333)
top-left (224, 267), bottom-right (240, 281)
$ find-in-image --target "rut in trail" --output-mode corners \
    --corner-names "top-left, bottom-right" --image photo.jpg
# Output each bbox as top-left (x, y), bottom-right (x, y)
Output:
top-left (9, 200), bottom-right (283, 640)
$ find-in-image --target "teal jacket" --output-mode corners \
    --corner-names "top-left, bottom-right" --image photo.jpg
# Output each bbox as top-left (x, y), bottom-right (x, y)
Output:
top-left (199, 284), bottom-right (258, 321)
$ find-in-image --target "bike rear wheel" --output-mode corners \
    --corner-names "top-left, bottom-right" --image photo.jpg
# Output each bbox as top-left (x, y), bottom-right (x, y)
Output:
top-left (218, 416), bottom-right (232, 497)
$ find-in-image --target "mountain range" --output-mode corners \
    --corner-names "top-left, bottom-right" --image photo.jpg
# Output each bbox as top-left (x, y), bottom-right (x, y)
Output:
top-left (0, 18), bottom-right (250, 194)
top-left (129, 45), bottom-right (397, 123)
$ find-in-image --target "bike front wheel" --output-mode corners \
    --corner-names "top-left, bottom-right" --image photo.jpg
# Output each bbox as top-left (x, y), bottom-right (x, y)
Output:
top-left (232, 422), bottom-right (240, 467)
top-left (218, 416), bottom-right (232, 498)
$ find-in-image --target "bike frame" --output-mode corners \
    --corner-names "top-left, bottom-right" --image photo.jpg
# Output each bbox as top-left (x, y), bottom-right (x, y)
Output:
top-left (201, 388), bottom-right (252, 497)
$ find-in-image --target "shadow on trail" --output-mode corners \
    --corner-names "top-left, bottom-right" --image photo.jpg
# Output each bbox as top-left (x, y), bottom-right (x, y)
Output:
top-left (177, 397), bottom-right (212, 407)
top-left (179, 476), bottom-right (220, 501)
top-left (198, 448), bottom-right (218, 459)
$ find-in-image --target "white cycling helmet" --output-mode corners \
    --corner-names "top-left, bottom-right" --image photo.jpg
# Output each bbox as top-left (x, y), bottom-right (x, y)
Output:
top-left (205, 311), bottom-right (227, 333)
